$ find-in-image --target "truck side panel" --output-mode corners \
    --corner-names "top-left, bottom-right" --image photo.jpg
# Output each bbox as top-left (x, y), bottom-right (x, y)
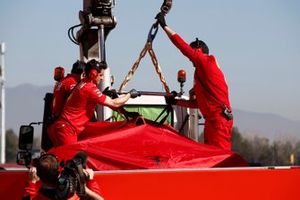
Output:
top-left (0, 167), bottom-right (299, 200)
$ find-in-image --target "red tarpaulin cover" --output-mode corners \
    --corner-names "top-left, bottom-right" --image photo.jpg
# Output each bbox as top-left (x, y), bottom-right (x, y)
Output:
top-left (49, 118), bottom-right (247, 170)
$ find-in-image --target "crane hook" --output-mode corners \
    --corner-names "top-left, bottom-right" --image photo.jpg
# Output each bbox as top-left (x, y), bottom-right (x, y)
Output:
top-left (160, 0), bottom-right (172, 15)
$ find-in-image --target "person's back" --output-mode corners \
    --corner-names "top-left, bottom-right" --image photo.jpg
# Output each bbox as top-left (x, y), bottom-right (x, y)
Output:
top-left (51, 61), bottom-right (85, 119)
top-left (52, 74), bottom-right (80, 118)
top-left (188, 47), bottom-right (231, 118)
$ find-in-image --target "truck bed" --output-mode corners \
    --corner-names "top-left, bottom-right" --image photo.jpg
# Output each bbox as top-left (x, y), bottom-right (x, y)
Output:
top-left (1, 166), bottom-right (299, 200)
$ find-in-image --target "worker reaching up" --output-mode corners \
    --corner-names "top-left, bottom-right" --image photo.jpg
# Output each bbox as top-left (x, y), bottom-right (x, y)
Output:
top-left (155, 12), bottom-right (233, 150)
top-left (48, 59), bottom-right (141, 147)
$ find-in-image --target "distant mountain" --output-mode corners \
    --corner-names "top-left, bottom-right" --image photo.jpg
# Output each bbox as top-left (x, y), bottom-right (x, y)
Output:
top-left (6, 84), bottom-right (300, 142)
top-left (6, 84), bottom-right (52, 135)
top-left (233, 109), bottom-right (300, 142)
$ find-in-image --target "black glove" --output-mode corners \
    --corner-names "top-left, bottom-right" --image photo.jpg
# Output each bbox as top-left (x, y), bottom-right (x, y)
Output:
top-left (155, 12), bottom-right (167, 28)
top-left (129, 89), bottom-right (141, 98)
top-left (103, 87), bottom-right (118, 99)
top-left (165, 91), bottom-right (178, 105)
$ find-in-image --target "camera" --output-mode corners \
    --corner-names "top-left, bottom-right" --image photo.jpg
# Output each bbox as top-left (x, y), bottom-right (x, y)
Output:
top-left (55, 151), bottom-right (88, 199)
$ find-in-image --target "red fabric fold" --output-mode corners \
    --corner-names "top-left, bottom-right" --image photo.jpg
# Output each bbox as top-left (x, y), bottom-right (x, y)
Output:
top-left (50, 119), bottom-right (247, 170)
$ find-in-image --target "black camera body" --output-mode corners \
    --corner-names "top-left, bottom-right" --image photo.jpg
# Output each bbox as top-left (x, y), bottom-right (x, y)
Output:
top-left (56, 152), bottom-right (88, 200)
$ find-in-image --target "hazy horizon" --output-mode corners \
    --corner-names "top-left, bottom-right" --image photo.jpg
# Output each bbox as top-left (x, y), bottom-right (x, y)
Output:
top-left (1, 1), bottom-right (300, 122)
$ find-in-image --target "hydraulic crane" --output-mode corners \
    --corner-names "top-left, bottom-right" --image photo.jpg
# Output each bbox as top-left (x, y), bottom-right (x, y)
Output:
top-left (69, 0), bottom-right (117, 121)
top-left (68, 0), bottom-right (173, 121)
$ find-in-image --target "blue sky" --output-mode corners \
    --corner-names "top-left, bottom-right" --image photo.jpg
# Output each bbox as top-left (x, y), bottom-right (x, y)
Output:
top-left (0, 0), bottom-right (300, 122)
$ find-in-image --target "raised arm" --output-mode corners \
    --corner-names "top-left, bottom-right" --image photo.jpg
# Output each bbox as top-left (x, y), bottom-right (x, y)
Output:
top-left (155, 12), bottom-right (201, 63)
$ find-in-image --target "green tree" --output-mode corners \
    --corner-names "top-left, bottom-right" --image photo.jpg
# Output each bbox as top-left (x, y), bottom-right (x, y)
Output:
top-left (293, 141), bottom-right (300, 165)
top-left (270, 141), bottom-right (295, 166)
top-left (232, 125), bottom-right (300, 166)
top-left (252, 136), bottom-right (273, 165)
top-left (5, 129), bottom-right (18, 163)
top-left (231, 127), bottom-right (243, 152)
top-left (231, 127), bottom-right (255, 164)
top-left (278, 141), bottom-right (293, 165)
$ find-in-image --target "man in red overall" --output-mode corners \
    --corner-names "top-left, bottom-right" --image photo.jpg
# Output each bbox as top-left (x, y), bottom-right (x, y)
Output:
top-left (156, 13), bottom-right (233, 150)
top-left (51, 60), bottom-right (86, 119)
top-left (48, 59), bottom-right (140, 147)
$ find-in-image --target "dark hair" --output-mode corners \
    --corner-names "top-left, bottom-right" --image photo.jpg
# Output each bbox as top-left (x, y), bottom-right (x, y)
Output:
top-left (85, 59), bottom-right (107, 75)
top-left (189, 38), bottom-right (209, 54)
top-left (35, 154), bottom-right (59, 185)
top-left (71, 60), bottom-right (85, 75)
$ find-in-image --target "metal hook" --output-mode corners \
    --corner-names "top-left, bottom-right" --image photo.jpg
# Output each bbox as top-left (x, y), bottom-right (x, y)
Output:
top-left (147, 22), bottom-right (159, 43)
top-left (160, 0), bottom-right (172, 14)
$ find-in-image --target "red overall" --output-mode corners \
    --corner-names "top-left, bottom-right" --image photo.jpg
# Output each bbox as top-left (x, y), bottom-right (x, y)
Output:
top-left (171, 34), bottom-right (233, 150)
top-left (51, 74), bottom-right (80, 117)
top-left (48, 79), bottom-right (106, 146)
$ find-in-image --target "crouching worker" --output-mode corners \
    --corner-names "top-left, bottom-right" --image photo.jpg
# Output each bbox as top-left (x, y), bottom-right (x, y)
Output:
top-left (22, 153), bottom-right (104, 200)
top-left (48, 59), bottom-right (140, 147)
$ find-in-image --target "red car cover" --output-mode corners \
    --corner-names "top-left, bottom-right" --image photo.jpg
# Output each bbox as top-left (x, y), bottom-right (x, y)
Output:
top-left (49, 118), bottom-right (247, 170)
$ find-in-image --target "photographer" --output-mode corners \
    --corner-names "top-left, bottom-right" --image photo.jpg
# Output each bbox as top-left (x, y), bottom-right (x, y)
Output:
top-left (22, 153), bottom-right (104, 200)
